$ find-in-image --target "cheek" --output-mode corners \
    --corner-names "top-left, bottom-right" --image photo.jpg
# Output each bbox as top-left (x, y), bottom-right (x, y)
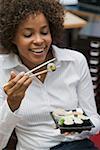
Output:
top-left (15, 39), bottom-right (29, 52)
top-left (46, 35), bottom-right (52, 46)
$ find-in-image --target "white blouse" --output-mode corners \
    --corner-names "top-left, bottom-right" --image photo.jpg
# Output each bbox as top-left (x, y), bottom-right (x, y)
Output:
top-left (0, 45), bottom-right (100, 150)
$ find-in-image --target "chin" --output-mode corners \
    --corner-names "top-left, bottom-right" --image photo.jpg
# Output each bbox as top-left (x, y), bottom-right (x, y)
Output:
top-left (32, 58), bottom-right (46, 66)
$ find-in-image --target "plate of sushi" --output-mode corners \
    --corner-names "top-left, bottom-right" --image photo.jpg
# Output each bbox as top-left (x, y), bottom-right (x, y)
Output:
top-left (50, 108), bottom-right (95, 133)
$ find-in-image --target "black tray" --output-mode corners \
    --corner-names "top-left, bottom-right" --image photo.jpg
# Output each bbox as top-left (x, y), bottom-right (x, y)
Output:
top-left (50, 111), bottom-right (95, 133)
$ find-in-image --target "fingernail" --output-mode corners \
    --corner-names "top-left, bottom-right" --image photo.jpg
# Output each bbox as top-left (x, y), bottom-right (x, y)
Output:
top-left (19, 72), bottom-right (25, 76)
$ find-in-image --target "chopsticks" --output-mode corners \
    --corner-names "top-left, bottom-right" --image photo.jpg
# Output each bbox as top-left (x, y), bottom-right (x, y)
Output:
top-left (29, 69), bottom-right (48, 78)
top-left (25, 58), bottom-right (56, 76)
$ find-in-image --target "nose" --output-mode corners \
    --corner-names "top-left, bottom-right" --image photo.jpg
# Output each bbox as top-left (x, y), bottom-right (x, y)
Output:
top-left (32, 34), bottom-right (44, 45)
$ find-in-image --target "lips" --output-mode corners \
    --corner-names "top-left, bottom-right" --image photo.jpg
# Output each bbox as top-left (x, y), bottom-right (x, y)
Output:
top-left (29, 48), bottom-right (44, 53)
top-left (29, 49), bottom-right (44, 53)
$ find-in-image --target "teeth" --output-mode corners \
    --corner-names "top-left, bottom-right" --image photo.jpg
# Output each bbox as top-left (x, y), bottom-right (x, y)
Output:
top-left (30, 49), bottom-right (44, 53)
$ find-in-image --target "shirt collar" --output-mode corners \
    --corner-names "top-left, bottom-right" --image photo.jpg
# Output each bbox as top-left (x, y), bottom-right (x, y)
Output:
top-left (2, 45), bottom-right (74, 70)
top-left (1, 52), bottom-right (23, 69)
top-left (52, 45), bottom-right (74, 62)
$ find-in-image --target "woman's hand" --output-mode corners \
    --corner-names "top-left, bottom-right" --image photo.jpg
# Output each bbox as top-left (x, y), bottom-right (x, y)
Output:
top-left (3, 71), bottom-right (32, 112)
top-left (63, 132), bottom-right (75, 136)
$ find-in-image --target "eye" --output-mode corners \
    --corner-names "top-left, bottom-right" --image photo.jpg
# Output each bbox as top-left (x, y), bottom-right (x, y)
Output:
top-left (41, 27), bottom-right (50, 35)
top-left (23, 30), bottom-right (33, 38)
top-left (24, 33), bottom-right (32, 38)
top-left (41, 31), bottom-right (49, 35)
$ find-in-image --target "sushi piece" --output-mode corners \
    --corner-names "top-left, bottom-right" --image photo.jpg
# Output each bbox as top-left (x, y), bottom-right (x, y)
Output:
top-left (64, 116), bottom-right (74, 125)
top-left (78, 114), bottom-right (89, 120)
top-left (76, 108), bottom-right (83, 114)
top-left (52, 108), bottom-right (67, 119)
top-left (73, 116), bottom-right (83, 124)
top-left (52, 108), bottom-right (67, 116)
top-left (47, 63), bottom-right (56, 72)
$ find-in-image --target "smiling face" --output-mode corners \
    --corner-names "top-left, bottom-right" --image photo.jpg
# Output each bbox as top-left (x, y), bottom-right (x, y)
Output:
top-left (13, 12), bottom-right (52, 69)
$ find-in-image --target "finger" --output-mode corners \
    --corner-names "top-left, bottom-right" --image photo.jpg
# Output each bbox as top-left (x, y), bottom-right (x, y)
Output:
top-left (63, 132), bottom-right (70, 136)
top-left (9, 71), bottom-right (17, 80)
top-left (63, 132), bottom-right (75, 136)
top-left (16, 77), bottom-right (32, 93)
top-left (7, 75), bottom-right (30, 95)
top-left (6, 78), bottom-right (32, 111)
top-left (7, 77), bottom-right (32, 100)
top-left (3, 72), bottom-right (25, 92)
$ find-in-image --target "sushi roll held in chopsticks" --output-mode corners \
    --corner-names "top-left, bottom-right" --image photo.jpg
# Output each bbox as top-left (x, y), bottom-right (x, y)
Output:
top-left (47, 63), bottom-right (56, 72)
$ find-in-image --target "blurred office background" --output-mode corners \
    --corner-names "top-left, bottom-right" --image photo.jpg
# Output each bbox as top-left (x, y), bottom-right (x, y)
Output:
top-left (58, 0), bottom-right (100, 114)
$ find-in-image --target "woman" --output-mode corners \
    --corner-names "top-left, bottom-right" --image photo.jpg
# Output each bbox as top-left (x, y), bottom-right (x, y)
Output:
top-left (0, 0), bottom-right (100, 150)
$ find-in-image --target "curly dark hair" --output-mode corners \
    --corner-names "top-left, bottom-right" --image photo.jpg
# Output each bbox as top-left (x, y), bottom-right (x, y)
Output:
top-left (0, 0), bottom-right (64, 53)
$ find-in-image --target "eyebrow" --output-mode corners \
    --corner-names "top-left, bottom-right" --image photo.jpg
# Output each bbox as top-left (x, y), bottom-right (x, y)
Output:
top-left (23, 25), bottom-right (49, 31)
top-left (41, 25), bottom-right (49, 29)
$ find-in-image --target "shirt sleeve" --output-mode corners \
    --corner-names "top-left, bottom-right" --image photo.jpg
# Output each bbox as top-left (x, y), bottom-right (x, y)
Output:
top-left (77, 55), bottom-right (100, 136)
top-left (0, 86), bottom-right (22, 149)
